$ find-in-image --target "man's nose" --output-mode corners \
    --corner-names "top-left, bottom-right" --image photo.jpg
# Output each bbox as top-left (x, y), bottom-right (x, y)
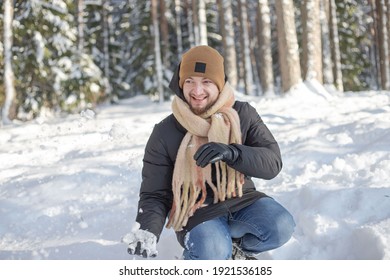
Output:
top-left (193, 83), bottom-right (204, 95)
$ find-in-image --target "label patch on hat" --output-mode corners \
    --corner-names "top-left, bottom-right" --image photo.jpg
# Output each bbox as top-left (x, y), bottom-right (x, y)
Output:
top-left (194, 62), bottom-right (206, 73)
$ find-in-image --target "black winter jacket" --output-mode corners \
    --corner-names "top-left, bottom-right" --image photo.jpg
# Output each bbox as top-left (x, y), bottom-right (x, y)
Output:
top-left (135, 67), bottom-right (282, 247)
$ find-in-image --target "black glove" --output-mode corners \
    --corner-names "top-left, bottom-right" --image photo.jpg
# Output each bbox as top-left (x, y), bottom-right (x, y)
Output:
top-left (194, 142), bottom-right (239, 168)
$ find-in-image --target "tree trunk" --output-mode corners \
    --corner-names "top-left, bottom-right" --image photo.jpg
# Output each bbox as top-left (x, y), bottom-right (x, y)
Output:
top-left (375, 0), bottom-right (390, 90)
top-left (2, 0), bottom-right (17, 123)
top-left (102, 0), bottom-right (112, 98)
top-left (174, 0), bottom-right (183, 55)
top-left (275, 0), bottom-right (302, 93)
top-left (369, 0), bottom-right (380, 89)
top-left (186, 0), bottom-right (195, 47)
top-left (198, 0), bottom-right (208, 45)
top-left (257, 0), bottom-right (274, 95)
top-left (387, 0), bottom-right (390, 80)
top-left (320, 0), bottom-right (335, 86)
top-left (151, 0), bottom-right (164, 102)
top-left (301, 0), bottom-right (323, 83)
top-left (328, 0), bottom-right (343, 91)
top-left (238, 0), bottom-right (254, 95)
top-left (192, 0), bottom-right (200, 45)
top-left (77, 0), bottom-right (84, 57)
top-left (160, 0), bottom-right (170, 68)
top-left (218, 0), bottom-right (238, 89)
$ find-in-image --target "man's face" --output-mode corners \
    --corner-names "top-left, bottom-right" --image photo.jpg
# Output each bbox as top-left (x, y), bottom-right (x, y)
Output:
top-left (182, 76), bottom-right (219, 115)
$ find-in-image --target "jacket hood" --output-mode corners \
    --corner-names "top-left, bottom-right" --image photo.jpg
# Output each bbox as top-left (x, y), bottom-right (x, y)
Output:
top-left (169, 63), bottom-right (185, 100)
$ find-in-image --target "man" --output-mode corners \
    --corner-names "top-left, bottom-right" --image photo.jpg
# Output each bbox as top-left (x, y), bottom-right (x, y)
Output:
top-left (124, 45), bottom-right (295, 260)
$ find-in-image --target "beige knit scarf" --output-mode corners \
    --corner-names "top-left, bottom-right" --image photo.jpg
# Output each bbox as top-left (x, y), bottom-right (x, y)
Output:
top-left (166, 82), bottom-right (244, 231)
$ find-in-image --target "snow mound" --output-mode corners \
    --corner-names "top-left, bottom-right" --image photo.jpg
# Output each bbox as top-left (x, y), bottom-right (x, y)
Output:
top-left (1, 89), bottom-right (389, 259)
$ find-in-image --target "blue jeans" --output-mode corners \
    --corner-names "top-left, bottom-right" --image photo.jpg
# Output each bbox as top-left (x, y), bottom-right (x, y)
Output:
top-left (182, 197), bottom-right (295, 260)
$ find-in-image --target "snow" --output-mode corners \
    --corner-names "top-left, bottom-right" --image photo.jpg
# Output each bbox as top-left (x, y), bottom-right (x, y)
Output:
top-left (122, 222), bottom-right (158, 258)
top-left (0, 87), bottom-right (389, 260)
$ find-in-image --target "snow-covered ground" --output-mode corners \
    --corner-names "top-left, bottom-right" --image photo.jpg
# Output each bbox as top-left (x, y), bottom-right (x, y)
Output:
top-left (1, 84), bottom-right (389, 260)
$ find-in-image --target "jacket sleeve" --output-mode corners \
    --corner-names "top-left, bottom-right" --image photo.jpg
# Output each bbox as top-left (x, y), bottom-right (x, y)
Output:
top-left (135, 124), bottom-right (174, 240)
top-left (231, 102), bottom-right (282, 180)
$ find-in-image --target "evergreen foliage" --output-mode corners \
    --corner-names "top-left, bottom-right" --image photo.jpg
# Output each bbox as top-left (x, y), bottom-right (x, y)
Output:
top-left (125, 0), bottom-right (154, 98)
top-left (336, 0), bottom-right (372, 91)
top-left (9, 0), bottom-right (106, 118)
top-left (1, 0), bottom-right (388, 120)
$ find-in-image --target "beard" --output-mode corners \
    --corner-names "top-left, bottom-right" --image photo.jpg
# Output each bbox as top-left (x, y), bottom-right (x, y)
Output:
top-left (189, 99), bottom-right (218, 115)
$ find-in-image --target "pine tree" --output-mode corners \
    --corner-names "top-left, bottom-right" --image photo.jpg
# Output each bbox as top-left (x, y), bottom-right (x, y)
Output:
top-left (375, 0), bottom-right (390, 90)
top-left (321, 0), bottom-right (336, 88)
top-left (0, 6), bottom-right (5, 110)
top-left (4, 0), bottom-right (107, 118)
top-left (256, 0), bottom-right (274, 95)
top-left (336, 0), bottom-right (371, 91)
top-left (107, 1), bottom-right (134, 98)
top-left (13, 0), bottom-right (75, 116)
top-left (218, 0), bottom-right (238, 89)
top-left (238, 0), bottom-right (254, 95)
top-left (275, 0), bottom-right (302, 92)
top-left (301, 0), bottom-right (323, 83)
top-left (125, 0), bottom-right (154, 96)
top-left (151, 0), bottom-right (164, 102)
top-left (2, 0), bottom-right (17, 123)
top-left (329, 0), bottom-right (343, 91)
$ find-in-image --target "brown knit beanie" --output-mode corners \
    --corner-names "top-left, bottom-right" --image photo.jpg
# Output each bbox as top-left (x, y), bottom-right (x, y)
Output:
top-left (179, 45), bottom-right (225, 91)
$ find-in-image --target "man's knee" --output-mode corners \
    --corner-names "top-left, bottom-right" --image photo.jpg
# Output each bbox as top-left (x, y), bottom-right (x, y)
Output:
top-left (240, 209), bottom-right (295, 253)
top-left (276, 209), bottom-right (295, 245)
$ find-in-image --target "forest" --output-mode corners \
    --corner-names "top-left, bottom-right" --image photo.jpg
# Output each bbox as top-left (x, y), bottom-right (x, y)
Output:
top-left (1, 0), bottom-right (390, 123)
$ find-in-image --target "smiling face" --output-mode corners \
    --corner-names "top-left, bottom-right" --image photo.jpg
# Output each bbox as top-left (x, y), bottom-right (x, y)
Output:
top-left (182, 76), bottom-right (220, 115)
